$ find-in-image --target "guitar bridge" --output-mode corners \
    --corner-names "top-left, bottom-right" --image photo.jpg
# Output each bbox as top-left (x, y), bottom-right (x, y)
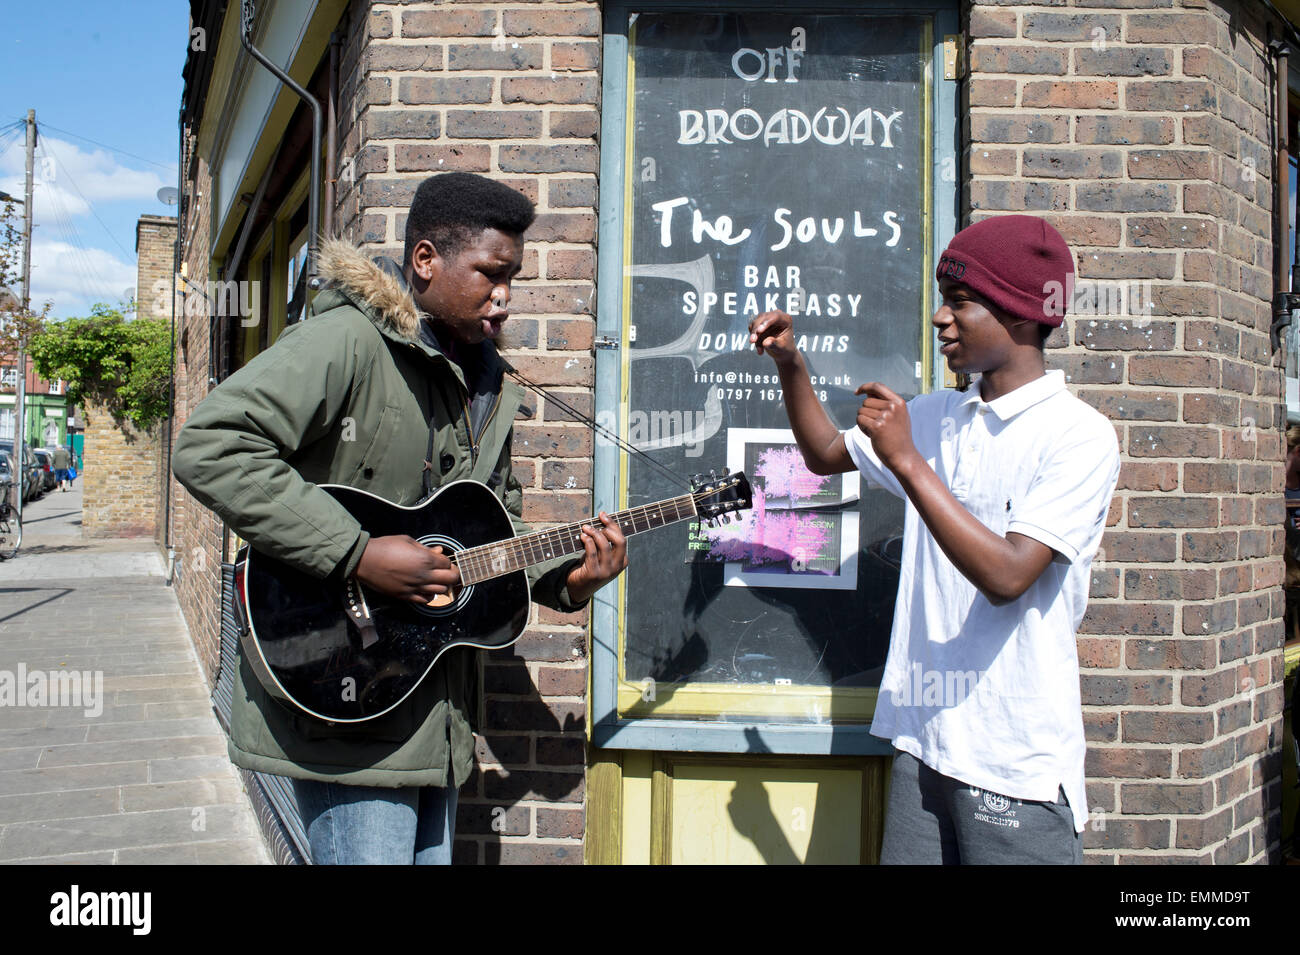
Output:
top-left (344, 578), bottom-right (380, 649)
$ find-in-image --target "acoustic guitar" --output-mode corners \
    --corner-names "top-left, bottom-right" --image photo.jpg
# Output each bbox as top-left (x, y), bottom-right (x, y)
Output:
top-left (239, 472), bottom-right (752, 722)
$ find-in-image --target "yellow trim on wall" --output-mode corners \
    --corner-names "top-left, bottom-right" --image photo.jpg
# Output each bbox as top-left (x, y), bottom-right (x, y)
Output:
top-left (617, 680), bottom-right (877, 721)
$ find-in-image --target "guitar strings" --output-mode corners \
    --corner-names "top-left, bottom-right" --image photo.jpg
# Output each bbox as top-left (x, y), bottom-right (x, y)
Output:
top-left (453, 491), bottom-right (702, 584)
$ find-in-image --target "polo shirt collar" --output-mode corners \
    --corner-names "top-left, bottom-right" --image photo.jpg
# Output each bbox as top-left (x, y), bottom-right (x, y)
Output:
top-left (965, 369), bottom-right (1067, 421)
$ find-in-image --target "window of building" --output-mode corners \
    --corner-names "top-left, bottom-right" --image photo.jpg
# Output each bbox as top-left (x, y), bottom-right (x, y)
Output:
top-left (591, 0), bottom-right (960, 753)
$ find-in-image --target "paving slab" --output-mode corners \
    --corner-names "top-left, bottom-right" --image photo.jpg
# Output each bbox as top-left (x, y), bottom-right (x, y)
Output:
top-left (0, 486), bottom-right (271, 865)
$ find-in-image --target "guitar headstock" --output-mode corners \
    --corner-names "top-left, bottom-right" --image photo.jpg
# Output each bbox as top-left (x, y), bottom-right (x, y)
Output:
top-left (690, 470), bottom-right (753, 525)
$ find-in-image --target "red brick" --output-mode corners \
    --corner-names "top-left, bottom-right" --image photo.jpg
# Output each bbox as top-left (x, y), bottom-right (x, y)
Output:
top-left (1022, 81), bottom-right (1119, 109)
top-left (969, 180), bottom-right (1068, 211)
top-left (1122, 710), bottom-right (1214, 743)
top-left (552, 42), bottom-right (599, 71)
top-left (1088, 818), bottom-right (1170, 849)
top-left (1085, 747), bottom-right (1172, 778)
top-left (1080, 673), bottom-right (1173, 705)
top-left (447, 43), bottom-right (543, 71)
top-left (1126, 13), bottom-right (1216, 44)
top-left (1116, 461), bottom-right (1177, 491)
top-left (1128, 356), bottom-right (1219, 388)
top-left (1022, 148), bottom-right (1122, 178)
top-left (502, 77), bottom-right (597, 105)
top-left (446, 110), bottom-right (543, 139)
top-left (393, 144), bottom-right (491, 172)
top-left (1123, 568), bottom-right (1215, 601)
top-left (401, 10), bottom-right (496, 37)
top-left (1179, 667), bottom-right (1239, 706)
top-left (1120, 781), bottom-right (1214, 814)
top-left (549, 111), bottom-right (599, 139)
top-left (1126, 425), bottom-right (1217, 459)
top-left (1075, 47), bottom-right (1172, 76)
top-left (1075, 115), bottom-right (1174, 145)
top-left (969, 45), bottom-right (1068, 74)
top-left (499, 144), bottom-right (598, 173)
top-left (504, 10), bottom-right (600, 36)
top-left (1023, 12), bottom-right (1121, 41)
top-left (546, 248), bottom-right (596, 279)
top-left (968, 79), bottom-right (1017, 107)
top-left (1101, 531), bottom-right (1176, 562)
top-left (1124, 80), bottom-right (1216, 112)
top-left (398, 76), bottom-right (493, 105)
top-left (970, 113), bottom-right (1069, 144)
top-left (1182, 531), bottom-right (1238, 562)
top-left (1126, 637), bottom-right (1216, 669)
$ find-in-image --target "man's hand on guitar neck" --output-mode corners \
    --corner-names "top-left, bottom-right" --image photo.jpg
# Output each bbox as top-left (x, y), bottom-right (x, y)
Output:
top-left (564, 511), bottom-right (628, 605)
top-left (356, 535), bottom-right (460, 605)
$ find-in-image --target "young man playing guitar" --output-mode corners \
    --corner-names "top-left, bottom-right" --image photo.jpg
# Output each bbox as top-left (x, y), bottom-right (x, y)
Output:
top-left (174, 173), bottom-right (627, 864)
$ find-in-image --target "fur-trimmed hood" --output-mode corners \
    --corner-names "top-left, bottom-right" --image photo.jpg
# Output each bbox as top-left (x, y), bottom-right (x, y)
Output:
top-left (316, 238), bottom-right (421, 340)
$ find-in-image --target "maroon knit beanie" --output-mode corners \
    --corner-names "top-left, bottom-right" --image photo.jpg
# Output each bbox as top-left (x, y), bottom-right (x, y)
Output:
top-left (935, 215), bottom-right (1075, 327)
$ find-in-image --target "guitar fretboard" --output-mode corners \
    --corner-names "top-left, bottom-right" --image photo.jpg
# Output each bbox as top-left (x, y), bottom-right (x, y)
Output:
top-left (454, 493), bottom-right (698, 586)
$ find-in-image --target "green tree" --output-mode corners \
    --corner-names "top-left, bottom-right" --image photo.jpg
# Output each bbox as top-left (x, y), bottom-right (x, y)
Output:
top-left (29, 304), bottom-right (171, 432)
top-left (0, 198), bottom-right (51, 387)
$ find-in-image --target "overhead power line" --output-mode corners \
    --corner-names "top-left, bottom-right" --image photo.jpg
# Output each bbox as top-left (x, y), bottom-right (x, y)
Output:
top-left (34, 121), bottom-right (175, 172)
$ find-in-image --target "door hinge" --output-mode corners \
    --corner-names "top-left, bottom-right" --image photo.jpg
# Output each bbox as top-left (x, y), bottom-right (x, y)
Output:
top-left (943, 34), bottom-right (965, 81)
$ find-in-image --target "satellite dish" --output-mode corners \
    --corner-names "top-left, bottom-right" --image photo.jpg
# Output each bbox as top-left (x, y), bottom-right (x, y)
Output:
top-left (157, 187), bottom-right (179, 206)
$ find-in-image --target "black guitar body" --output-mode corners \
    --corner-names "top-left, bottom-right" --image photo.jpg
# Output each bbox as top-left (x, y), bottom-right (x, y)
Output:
top-left (242, 482), bottom-right (529, 723)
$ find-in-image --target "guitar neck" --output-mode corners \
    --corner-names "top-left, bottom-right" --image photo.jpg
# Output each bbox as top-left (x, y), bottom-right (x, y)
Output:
top-left (454, 493), bottom-right (699, 586)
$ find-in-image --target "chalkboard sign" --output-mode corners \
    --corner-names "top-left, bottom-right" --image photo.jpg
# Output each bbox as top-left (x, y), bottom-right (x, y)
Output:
top-left (611, 10), bottom-right (933, 722)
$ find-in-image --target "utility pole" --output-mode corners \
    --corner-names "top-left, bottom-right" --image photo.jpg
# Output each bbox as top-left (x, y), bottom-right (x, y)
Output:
top-left (14, 110), bottom-right (34, 521)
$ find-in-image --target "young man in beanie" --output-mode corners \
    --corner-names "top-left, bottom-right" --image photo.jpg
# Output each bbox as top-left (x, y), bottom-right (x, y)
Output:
top-left (175, 173), bottom-right (628, 864)
top-left (749, 214), bottom-right (1119, 864)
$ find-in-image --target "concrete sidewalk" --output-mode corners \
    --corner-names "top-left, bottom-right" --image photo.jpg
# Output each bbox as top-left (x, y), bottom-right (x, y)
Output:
top-left (0, 484), bottom-right (271, 864)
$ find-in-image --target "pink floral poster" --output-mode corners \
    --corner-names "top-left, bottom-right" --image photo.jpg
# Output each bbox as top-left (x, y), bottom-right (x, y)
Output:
top-left (689, 427), bottom-right (860, 590)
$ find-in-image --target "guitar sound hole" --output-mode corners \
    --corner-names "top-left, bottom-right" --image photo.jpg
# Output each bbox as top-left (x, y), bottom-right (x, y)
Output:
top-left (416, 533), bottom-right (472, 618)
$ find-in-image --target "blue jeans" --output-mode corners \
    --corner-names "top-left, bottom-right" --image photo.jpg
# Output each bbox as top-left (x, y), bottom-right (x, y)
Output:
top-left (293, 780), bottom-right (458, 865)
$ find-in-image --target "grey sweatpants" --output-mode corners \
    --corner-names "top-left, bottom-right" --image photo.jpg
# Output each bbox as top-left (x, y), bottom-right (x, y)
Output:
top-left (880, 750), bottom-right (1082, 865)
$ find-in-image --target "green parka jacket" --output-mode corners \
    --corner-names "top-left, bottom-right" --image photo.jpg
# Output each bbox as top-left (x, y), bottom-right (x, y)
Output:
top-left (172, 239), bottom-right (584, 788)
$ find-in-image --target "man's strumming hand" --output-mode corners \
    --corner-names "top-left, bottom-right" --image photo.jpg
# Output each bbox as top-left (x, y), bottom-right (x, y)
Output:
top-left (355, 535), bottom-right (461, 605)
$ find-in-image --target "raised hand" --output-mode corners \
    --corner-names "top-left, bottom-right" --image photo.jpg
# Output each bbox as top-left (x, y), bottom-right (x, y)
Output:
top-left (749, 310), bottom-right (798, 364)
top-left (855, 382), bottom-right (919, 473)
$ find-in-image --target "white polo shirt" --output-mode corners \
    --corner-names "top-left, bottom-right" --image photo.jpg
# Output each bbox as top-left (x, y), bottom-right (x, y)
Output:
top-left (844, 370), bottom-right (1119, 832)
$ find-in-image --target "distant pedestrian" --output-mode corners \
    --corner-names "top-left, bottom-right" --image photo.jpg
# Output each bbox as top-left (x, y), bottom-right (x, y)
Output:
top-left (52, 445), bottom-right (72, 491)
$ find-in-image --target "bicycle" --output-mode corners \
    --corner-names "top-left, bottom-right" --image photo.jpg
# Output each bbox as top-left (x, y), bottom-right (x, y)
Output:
top-left (0, 478), bottom-right (20, 560)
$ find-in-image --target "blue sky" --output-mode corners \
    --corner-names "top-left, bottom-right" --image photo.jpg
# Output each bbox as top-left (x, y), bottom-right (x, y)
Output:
top-left (0, 1), bottom-right (187, 319)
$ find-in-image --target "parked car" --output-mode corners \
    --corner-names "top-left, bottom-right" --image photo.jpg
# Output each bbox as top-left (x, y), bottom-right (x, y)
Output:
top-left (0, 441), bottom-right (41, 503)
top-left (33, 449), bottom-right (57, 493)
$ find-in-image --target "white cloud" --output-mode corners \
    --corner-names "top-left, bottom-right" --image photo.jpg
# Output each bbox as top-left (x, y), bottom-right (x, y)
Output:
top-left (0, 134), bottom-right (173, 205)
top-left (27, 238), bottom-right (137, 319)
top-left (0, 133), bottom-right (176, 319)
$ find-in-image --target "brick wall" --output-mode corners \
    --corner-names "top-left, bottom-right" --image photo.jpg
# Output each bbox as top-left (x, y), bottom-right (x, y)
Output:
top-left (78, 215), bottom-right (176, 538)
top-left (334, 0), bottom-right (600, 863)
top-left (169, 139), bottom-right (225, 683)
top-left (80, 401), bottom-right (160, 538)
top-left (968, 0), bottom-right (1285, 862)
top-left (136, 215), bottom-right (177, 322)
